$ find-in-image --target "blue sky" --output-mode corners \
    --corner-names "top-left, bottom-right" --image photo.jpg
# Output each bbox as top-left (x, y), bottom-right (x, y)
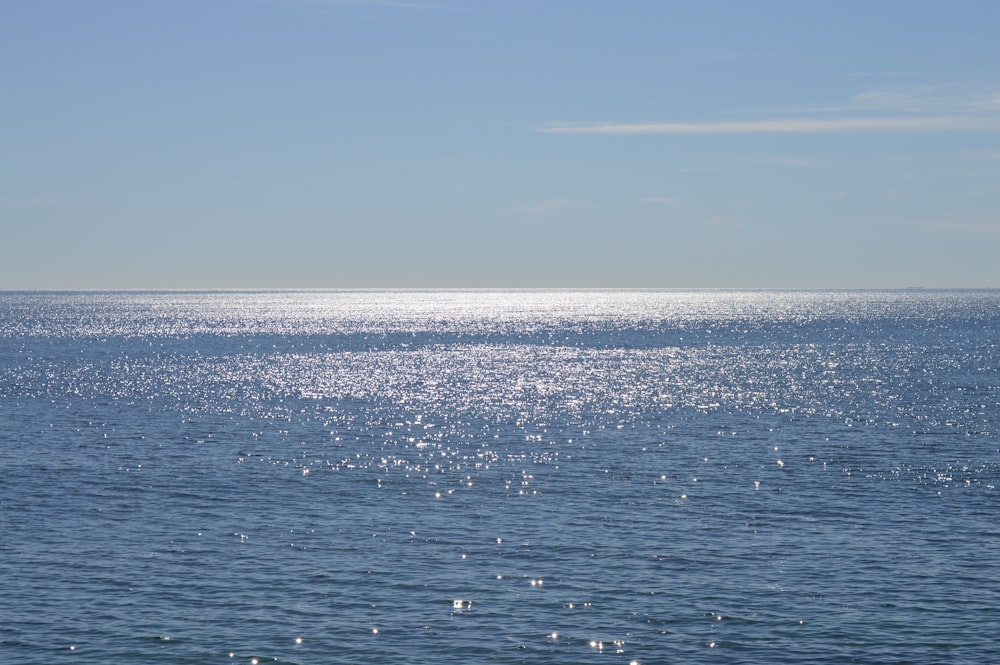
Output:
top-left (3, 0), bottom-right (999, 288)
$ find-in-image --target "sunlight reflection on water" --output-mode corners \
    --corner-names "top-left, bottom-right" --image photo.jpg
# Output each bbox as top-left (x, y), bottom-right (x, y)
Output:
top-left (1, 290), bottom-right (999, 663)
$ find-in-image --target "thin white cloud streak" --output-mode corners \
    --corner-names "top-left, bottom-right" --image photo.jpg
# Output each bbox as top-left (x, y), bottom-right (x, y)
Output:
top-left (853, 85), bottom-right (1000, 114)
top-left (637, 196), bottom-right (676, 204)
top-left (664, 85), bottom-right (1000, 119)
top-left (539, 116), bottom-right (1000, 135)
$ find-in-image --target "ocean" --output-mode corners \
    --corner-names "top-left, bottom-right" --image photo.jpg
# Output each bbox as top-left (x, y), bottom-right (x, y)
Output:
top-left (1, 289), bottom-right (998, 663)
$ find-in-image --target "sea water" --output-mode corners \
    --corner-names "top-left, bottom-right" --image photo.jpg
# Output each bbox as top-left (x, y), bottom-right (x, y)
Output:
top-left (1, 289), bottom-right (998, 663)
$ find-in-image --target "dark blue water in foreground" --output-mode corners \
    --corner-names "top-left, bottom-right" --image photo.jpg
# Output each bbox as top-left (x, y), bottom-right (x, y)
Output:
top-left (2, 290), bottom-right (999, 664)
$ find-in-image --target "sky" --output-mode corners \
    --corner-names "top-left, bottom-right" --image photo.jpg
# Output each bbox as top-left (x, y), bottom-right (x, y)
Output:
top-left (2, 0), bottom-right (999, 289)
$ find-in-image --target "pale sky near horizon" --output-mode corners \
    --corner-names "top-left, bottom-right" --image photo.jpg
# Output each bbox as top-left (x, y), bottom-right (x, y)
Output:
top-left (3, 0), bottom-right (999, 289)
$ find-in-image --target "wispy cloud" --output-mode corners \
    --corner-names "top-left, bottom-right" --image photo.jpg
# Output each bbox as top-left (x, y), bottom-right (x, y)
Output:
top-left (513, 198), bottom-right (576, 214)
top-left (637, 196), bottom-right (676, 204)
top-left (541, 84), bottom-right (1000, 135)
top-left (852, 84), bottom-right (1000, 114)
top-left (729, 84), bottom-right (1000, 116)
top-left (539, 116), bottom-right (1000, 135)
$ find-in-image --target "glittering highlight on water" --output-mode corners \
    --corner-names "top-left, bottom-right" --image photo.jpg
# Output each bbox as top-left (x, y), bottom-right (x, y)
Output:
top-left (1, 289), bottom-right (999, 663)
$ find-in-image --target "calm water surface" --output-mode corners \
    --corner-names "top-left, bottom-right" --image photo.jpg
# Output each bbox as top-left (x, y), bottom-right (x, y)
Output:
top-left (1, 290), bottom-right (998, 663)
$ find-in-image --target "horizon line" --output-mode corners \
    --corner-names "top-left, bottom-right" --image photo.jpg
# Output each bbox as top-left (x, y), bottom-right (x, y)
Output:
top-left (1, 286), bottom-right (996, 293)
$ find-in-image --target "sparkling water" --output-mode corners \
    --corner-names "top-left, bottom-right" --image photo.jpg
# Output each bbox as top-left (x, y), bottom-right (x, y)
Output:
top-left (2, 290), bottom-right (998, 663)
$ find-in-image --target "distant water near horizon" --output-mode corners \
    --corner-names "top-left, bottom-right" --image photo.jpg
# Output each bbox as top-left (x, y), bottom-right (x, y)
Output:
top-left (2, 289), bottom-right (999, 663)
